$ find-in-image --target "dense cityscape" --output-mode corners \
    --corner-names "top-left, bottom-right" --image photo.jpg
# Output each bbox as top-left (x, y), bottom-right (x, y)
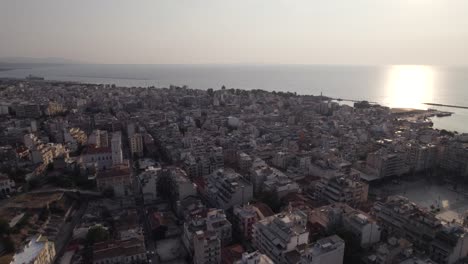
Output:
top-left (1, 77), bottom-right (468, 264)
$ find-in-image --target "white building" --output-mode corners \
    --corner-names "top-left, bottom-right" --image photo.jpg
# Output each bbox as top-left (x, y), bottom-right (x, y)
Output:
top-left (0, 173), bottom-right (15, 195)
top-left (251, 164), bottom-right (297, 195)
top-left (111, 132), bottom-right (123, 165)
top-left (169, 168), bottom-right (196, 201)
top-left (253, 209), bottom-right (309, 263)
top-left (236, 251), bottom-right (274, 264)
top-left (138, 167), bottom-right (160, 204)
top-left (205, 209), bottom-right (232, 245)
top-left (193, 231), bottom-right (221, 264)
top-left (81, 147), bottom-right (113, 171)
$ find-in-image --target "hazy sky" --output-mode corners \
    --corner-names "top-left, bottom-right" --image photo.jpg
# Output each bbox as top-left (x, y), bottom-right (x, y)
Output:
top-left (1, 0), bottom-right (467, 65)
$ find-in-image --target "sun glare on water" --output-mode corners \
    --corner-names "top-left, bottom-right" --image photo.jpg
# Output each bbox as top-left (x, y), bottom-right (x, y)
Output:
top-left (385, 65), bottom-right (435, 109)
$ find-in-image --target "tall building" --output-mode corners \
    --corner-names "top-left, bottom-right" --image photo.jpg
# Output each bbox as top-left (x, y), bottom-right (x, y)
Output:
top-left (205, 209), bottom-right (232, 245)
top-left (366, 150), bottom-right (408, 179)
top-left (193, 230), bottom-right (221, 264)
top-left (182, 208), bottom-right (232, 253)
top-left (88, 129), bottom-right (109, 148)
top-left (11, 235), bottom-right (56, 264)
top-left (253, 209), bottom-right (309, 263)
top-left (111, 132), bottom-right (123, 165)
top-left (233, 205), bottom-right (259, 240)
top-left (130, 133), bottom-right (144, 157)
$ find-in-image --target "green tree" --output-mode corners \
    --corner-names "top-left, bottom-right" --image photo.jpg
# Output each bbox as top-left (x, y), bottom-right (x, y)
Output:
top-left (156, 172), bottom-right (173, 200)
top-left (258, 191), bottom-right (282, 213)
top-left (0, 218), bottom-right (10, 236)
top-left (86, 226), bottom-right (109, 245)
top-left (103, 187), bottom-right (115, 198)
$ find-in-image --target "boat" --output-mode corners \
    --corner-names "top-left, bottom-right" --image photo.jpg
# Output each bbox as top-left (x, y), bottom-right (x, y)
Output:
top-left (25, 74), bottom-right (45, 81)
top-left (436, 112), bottom-right (452, 117)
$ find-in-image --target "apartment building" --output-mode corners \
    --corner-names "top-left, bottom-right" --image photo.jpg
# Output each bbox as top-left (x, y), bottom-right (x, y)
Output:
top-left (314, 174), bottom-right (369, 207)
top-left (233, 205), bottom-right (258, 240)
top-left (366, 150), bottom-right (409, 179)
top-left (92, 238), bottom-right (146, 264)
top-left (310, 203), bottom-right (381, 248)
top-left (206, 169), bottom-right (253, 210)
top-left (193, 230), bottom-right (221, 264)
top-left (252, 209), bottom-right (309, 263)
top-left (373, 196), bottom-right (468, 264)
top-left (299, 235), bottom-right (345, 264)
top-left (130, 133), bottom-right (144, 157)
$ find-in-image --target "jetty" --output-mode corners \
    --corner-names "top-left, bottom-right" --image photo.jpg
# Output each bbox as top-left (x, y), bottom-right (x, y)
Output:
top-left (424, 103), bottom-right (468, 110)
top-left (330, 98), bottom-right (378, 104)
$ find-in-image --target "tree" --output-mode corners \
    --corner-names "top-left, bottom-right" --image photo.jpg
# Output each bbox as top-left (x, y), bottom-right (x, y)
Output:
top-left (0, 218), bottom-right (10, 236)
top-left (156, 172), bottom-right (173, 200)
top-left (3, 236), bottom-right (14, 253)
top-left (258, 191), bottom-right (282, 213)
top-left (86, 226), bottom-right (109, 245)
top-left (336, 229), bottom-right (362, 264)
top-left (207, 88), bottom-right (214, 96)
top-left (103, 187), bottom-right (115, 198)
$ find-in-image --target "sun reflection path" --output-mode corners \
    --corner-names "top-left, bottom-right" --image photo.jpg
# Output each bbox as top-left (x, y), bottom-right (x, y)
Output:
top-left (385, 65), bottom-right (435, 109)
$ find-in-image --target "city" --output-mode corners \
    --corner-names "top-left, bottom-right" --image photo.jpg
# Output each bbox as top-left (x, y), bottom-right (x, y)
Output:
top-left (0, 78), bottom-right (467, 264)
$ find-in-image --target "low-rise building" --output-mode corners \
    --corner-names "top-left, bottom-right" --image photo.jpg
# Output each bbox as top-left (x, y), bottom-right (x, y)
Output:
top-left (92, 238), bottom-right (146, 264)
top-left (81, 146), bottom-right (113, 171)
top-left (96, 165), bottom-right (132, 196)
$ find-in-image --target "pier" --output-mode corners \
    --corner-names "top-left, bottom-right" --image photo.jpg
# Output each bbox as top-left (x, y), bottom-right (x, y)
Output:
top-left (329, 97), bottom-right (378, 104)
top-left (424, 103), bottom-right (468, 110)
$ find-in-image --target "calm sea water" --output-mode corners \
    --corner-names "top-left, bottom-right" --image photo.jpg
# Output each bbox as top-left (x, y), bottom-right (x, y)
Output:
top-left (1, 64), bottom-right (467, 132)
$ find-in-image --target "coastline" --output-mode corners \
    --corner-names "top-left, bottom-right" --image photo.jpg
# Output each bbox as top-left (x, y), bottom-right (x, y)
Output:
top-left (0, 64), bottom-right (467, 133)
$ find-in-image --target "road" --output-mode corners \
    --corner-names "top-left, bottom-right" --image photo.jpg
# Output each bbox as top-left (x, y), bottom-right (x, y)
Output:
top-left (131, 157), bottom-right (159, 264)
top-left (29, 188), bottom-right (101, 196)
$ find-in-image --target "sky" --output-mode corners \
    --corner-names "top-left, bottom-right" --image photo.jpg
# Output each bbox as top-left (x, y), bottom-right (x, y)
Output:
top-left (1, 0), bottom-right (467, 65)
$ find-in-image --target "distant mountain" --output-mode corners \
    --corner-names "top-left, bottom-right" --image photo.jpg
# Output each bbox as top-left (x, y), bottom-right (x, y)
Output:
top-left (0, 57), bottom-right (85, 64)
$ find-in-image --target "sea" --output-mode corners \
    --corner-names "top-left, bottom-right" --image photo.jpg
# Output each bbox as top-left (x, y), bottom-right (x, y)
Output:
top-left (1, 64), bottom-right (467, 133)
